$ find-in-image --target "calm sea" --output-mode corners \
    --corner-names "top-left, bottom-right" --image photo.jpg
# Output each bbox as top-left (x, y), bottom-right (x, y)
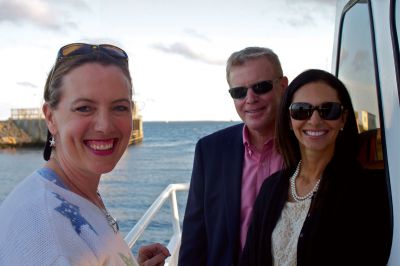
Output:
top-left (0, 121), bottom-right (239, 255)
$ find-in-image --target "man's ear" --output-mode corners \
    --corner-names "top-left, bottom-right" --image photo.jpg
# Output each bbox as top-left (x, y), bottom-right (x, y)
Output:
top-left (280, 76), bottom-right (289, 92)
top-left (42, 103), bottom-right (57, 135)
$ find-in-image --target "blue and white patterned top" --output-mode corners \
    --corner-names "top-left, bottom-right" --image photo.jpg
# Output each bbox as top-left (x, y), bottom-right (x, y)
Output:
top-left (0, 169), bottom-right (136, 266)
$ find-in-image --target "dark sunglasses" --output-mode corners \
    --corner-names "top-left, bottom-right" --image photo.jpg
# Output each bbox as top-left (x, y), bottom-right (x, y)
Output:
top-left (229, 78), bottom-right (280, 99)
top-left (289, 102), bottom-right (344, 120)
top-left (56, 43), bottom-right (128, 62)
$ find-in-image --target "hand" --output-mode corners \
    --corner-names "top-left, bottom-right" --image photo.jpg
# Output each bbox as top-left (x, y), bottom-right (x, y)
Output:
top-left (137, 243), bottom-right (171, 266)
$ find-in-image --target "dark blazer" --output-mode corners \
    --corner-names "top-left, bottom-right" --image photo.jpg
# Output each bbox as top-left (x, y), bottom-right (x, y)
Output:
top-left (179, 123), bottom-right (244, 266)
top-left (240, 156), bottom-right (392, 266)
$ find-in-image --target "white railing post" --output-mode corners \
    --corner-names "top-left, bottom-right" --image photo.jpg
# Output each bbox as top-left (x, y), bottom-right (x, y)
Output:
top-left (124, 183), bottom-right (189, 266)
top-left (170, 189), bottom-right (181, 236)
top-left (166, 189), bottom-right (182, 266)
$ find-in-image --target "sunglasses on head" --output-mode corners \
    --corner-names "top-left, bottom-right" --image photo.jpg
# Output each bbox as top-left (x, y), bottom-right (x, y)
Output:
top-left (56, 43), bottom-right (128, 62)
top-left (229, 78), bottom-right (280, 99)
top-left (48, 43), bottom-right (128, 85)
top-left (289, 102), bottom-right (344, 120)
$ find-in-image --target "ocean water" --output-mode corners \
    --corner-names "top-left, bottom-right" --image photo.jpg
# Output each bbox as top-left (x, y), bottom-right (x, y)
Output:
top-left (0, 121), bottom-right (239, 255)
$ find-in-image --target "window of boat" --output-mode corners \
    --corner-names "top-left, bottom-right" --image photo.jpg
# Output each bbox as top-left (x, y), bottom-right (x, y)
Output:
top-left (397, 0), bottom-right (400, 56)
top-left (396, 0), bottom-right (400, 102)
top-left (337, 1), bottom-right (384, 169)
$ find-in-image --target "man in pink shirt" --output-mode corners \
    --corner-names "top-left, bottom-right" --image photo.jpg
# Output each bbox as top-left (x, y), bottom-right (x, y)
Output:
top-left (179, 47), bottom-right (288, 266)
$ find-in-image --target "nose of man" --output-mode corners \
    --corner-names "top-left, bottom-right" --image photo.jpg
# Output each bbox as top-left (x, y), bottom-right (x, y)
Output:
top-left (244, 88), bottom-right (259, 103)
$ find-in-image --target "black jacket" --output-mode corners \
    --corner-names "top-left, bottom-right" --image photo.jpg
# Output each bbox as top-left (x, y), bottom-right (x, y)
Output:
top-left (240, 156), bottom-right (391, 266)
top-left (179, 124), bottom-right (244, 266)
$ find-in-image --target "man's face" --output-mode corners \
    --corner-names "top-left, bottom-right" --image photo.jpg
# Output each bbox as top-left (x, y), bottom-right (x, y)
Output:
top-left (229, 57), bottom-right (287, 138)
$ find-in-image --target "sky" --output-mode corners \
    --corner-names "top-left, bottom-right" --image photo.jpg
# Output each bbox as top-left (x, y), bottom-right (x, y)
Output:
top-left (0, 0), bottom-right (336, 121)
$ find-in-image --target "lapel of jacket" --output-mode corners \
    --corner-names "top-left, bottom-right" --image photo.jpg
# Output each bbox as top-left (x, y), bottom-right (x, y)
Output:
top-left (222, 124), bottom-right (244, 256)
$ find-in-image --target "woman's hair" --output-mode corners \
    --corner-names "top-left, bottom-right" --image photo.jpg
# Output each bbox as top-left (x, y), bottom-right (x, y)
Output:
top-left (276, 69), bottom-right (359, 169)
top-left (44, 52), bottom-right (132, 108)
top-left (43, 46), bottom-right (133, 160)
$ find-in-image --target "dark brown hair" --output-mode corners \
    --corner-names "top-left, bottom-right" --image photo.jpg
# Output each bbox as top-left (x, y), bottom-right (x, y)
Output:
top-left (276, 69), bottom-right (359, 169)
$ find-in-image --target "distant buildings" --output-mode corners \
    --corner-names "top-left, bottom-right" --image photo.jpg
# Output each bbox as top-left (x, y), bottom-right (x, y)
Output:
top-left (355, 110), bottom-right (377, 132)
top-left (11, 108), bottom-right (44, 120)
top-left (355, 110), bottom-right (383, 168)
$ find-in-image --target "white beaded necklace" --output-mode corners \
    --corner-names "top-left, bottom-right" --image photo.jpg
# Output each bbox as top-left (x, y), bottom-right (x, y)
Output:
top-left (290, 160), bottom-right (321, 202)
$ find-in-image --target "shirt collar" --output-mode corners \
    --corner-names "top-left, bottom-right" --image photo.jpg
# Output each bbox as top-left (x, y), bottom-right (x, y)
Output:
top-left (242, 124), bottom-right (276, 155)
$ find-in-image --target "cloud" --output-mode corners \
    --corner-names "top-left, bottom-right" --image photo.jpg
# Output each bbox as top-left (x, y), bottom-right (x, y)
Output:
top-left (151, 42), bottom-right (225, 65)
top-left (285, 0), bottom-right (336, 6)
top-left (16, 81), bottom-right (37, 89)
top-left (280, 0), bottom-right (335, 27)
top-left (0, 0), bottom-right (88, 30)
top-left (0, 0), bottom-right (61, 29)
top-left (183, 28), bottom-right (211, 42)
top-left (352, 50), bottom-right (371, 73)
top-left (284, 14), bottom-right (315, 27)
top-left (64, 0), bottom-right (89, 9)
top-left (76, 37), bottom-right (125, 48)
top-left (339, 49), bottom-right (371, 74)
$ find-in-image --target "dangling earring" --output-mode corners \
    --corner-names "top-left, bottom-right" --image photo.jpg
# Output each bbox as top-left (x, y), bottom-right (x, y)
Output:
top-left (49, 135), bottom-right (56, 147)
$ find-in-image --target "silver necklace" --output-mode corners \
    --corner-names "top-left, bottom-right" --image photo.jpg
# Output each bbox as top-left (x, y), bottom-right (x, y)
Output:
top-left (52, 158), bottom-right (119, 234)
top-left (290, 160), bottom-right (321, 202)
top-left (96, 191), bottom-right (119, 234)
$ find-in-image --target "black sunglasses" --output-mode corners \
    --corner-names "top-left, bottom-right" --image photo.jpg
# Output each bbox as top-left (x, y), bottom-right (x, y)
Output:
top-left (229, 78), bottom-right (280, 99)
top-left (289, 102), bottom-right (344, 120)
top-left (56, 43), bottom-right (128, 62)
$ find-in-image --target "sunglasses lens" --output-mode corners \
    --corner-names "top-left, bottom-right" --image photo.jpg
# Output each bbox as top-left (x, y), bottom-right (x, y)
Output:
top-left (252, 81), bottom-right (273, 95)
top-left (101, 44), bottom-right (128, 59)
top-left (229, 80), bottom-right (274, 99)
top-left (319, 102), bottom-right (342, 120)
top-left (60, 44), bottom-right (91, 57)
top-left (290, 103), bottom-right (313, 120)
top-left (229, 87), bottom-right (247, 99)
top-left (290, 102), bottom-right (343, 120)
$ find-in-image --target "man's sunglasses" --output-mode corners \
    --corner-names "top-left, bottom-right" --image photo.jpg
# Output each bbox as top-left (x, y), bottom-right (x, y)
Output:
top-left (289, 102), bottom-right (344, 120)
top-left (229, 79), bottom-right (280, 99)
top-left (56, 43), bottom-right (128, 62)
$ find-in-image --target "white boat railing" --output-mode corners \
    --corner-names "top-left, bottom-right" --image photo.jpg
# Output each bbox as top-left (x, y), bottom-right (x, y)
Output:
top-left (124, 183), bottom-right (190, 266)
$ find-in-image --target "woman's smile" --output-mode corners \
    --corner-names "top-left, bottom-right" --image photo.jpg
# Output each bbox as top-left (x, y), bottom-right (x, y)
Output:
top-left (303, 129), bottom-right (328, 137)
top-left (84, 139), bottom-right (117, 154)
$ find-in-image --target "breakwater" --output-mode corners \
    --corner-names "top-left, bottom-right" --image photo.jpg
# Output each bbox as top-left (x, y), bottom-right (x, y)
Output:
top-left (0, 119), bottom-right (46, 147)
top-left (0, 108), bottom-right (47, 147)
top-left (1, 107), bottom-right (144, 148)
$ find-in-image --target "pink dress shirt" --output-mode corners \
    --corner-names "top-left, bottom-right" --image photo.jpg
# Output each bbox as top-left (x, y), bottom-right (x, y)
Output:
top-left (240, 125), bottom-right (283, 250)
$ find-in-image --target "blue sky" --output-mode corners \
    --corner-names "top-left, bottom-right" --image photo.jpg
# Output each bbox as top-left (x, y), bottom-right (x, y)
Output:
top-left (0, 0), bottom-right (336, 121)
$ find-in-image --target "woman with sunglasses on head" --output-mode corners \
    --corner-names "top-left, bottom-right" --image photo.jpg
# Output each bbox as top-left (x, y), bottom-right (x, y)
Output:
top-left (0, 43), bottom-right (169, 265)
top-left (240, 69), bottom-right (391, 266)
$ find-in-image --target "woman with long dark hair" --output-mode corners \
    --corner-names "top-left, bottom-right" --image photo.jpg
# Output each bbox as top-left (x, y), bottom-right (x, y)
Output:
top-left (240, 69), bottom-right (391, 266)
